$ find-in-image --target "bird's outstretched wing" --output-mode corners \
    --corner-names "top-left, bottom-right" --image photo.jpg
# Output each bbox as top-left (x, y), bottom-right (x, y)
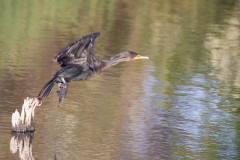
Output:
top-left (54, 32), bottom-right (100, 67)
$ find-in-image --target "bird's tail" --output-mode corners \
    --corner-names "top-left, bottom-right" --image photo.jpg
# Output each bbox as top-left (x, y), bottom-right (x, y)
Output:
top-left (37, 78), bottom-right (55, 99)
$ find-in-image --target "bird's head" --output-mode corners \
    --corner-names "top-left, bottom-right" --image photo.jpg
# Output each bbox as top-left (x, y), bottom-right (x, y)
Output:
top-left (110, 51), bottom-right (149, 62)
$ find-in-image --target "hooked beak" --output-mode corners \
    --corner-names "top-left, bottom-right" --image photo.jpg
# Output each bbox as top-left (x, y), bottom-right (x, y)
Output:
top-left (134, 55), bottom-right (149, 60)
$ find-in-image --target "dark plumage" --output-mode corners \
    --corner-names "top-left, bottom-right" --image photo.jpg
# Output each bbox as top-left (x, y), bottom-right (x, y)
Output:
top-left (37, 32), bottom-right (149, 103)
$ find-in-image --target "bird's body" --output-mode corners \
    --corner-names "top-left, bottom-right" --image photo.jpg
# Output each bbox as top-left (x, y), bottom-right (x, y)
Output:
top-left (37, 32), bottom-right (149, 103)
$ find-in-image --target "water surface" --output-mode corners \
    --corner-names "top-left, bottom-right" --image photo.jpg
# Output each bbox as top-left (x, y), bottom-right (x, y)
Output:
top-left (0, 0), bottom-right (240, 159)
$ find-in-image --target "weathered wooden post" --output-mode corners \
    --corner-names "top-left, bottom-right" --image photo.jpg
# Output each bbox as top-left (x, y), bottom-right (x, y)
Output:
top-left (11, 97), bottom-right (42, 132)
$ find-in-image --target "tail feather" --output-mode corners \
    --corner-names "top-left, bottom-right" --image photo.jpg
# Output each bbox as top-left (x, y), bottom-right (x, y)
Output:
top-left (43, 81), bottom-right (54, 97)
top-left (38, 78), bottom-right (55, 98)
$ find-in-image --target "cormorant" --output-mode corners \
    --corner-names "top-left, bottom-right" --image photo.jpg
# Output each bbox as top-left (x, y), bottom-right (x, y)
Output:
top-left (37, 32), bottom-right (149, 103)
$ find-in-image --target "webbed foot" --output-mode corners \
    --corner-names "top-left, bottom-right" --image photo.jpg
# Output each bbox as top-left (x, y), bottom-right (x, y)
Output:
top-left (57, 83), bottom-right (68, 106)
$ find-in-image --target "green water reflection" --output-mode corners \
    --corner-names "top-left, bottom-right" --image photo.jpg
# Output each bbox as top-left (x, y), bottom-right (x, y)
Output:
top-left (0, 0), bottom-right (240, 159)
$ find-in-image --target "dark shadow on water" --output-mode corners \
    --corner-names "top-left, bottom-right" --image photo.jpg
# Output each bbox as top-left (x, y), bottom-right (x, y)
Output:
top-left (54, 154), bottom-right (57, 160)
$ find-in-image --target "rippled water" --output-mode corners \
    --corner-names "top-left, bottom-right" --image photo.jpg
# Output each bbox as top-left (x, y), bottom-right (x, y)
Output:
top-left (1, 0), bottom-right (240, 159)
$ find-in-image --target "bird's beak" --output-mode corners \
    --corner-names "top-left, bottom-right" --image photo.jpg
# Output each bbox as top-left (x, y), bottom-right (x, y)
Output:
top-left (134, 55), bottom-right (149, 60)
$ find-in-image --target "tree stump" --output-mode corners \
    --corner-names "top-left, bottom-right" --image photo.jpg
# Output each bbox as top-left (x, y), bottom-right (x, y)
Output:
top-left (11, 97), bottom-right (42, 132)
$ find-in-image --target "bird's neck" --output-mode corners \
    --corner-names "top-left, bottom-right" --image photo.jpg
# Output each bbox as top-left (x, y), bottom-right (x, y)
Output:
top-left (102, 56), bottom-right (126, 71)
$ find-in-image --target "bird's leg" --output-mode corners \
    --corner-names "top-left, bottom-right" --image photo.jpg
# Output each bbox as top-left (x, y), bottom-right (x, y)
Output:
top-left (61, 77), bottom-right (66, 84)
top-left (57, 80), bottom-right (68, 106)
top-left (58, 83), bottom-right (62, 89)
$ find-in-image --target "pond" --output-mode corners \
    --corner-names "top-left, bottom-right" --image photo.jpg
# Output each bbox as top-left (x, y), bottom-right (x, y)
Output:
top-left (0, 0), bottom-right (240, 159)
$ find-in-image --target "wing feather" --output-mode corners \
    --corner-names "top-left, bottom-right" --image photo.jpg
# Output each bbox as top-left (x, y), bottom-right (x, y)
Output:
top-left (54, 32), bottom-right (100, 67)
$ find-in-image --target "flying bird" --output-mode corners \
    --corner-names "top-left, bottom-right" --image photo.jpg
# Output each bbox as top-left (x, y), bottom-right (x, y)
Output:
top-left (37, 32), bottom-right (149, 103)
